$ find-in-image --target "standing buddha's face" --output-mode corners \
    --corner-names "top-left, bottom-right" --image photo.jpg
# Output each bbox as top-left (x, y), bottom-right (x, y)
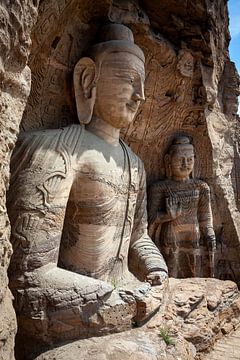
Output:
top-left (93, 51), bottom-right (145, 129)
top-left (170, 145), bottom-right (194, 181)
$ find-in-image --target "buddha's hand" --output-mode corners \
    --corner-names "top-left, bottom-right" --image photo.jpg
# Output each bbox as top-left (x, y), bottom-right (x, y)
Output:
top-left (146, 270), bottom-right (168, 286)
top-left (166, 196), bottom-right (182, 220)
top-left (12, 213), bottom-right (41, 248)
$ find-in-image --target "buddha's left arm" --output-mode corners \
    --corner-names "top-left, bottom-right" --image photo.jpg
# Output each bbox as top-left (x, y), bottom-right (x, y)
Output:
top-left (129, 160), bottom-right (168, 283)
top-left (198, 182), bottom-right (216, 250)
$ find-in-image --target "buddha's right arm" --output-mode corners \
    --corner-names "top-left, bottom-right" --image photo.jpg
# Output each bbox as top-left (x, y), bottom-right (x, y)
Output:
top-left (9, 194), bottom-right (112, 296)
top-left (8, 129), bottom-right (74, 283)
top-left (7, 128), bottom-right (112, 297)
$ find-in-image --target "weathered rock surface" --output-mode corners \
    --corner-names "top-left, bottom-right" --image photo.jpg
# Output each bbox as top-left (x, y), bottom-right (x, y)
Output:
top-left (148, 278), bottom-right (240, 353)
top-left (203, 326), bottom-right (240, 360)
top-left (0, 1), bottom-right (39, 359)
top-left (36, 330), bottom-right (195, 360)
top-left (35, 278), bottom-right (240, 359)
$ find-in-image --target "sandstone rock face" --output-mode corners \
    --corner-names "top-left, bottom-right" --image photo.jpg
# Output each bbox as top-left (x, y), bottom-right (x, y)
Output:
top-left (35, 329), bottom-right (196, 360)
top-left (35, 278), bottom-right (240, 360)
top-left (0, 1), bottom-right (39, 359)
top-left (148, 278), bottom-right (240, 353)
top-left (204, 326), bottom-right (240, 360)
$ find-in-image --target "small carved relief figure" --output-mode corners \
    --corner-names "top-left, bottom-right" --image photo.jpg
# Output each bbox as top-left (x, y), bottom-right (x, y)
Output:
top-left (148, 136), bottom-right (216, 278)
top-left (177, 50), bottom-right (194, 78)
top-left (7, 24), bottom-right (168, 354)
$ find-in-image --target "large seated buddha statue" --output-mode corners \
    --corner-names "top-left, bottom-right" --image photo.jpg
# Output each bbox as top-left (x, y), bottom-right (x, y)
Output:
top-left (7, 24), bottom-right (168, 358)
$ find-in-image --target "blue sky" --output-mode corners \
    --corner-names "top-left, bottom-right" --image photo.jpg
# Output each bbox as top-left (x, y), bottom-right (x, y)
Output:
top-left (228, 0), bottom-right (240, 113)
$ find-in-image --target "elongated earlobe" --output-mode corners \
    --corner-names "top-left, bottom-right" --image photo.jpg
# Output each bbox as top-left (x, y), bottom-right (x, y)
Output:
top-left (164, 154), bottom-right (172, 179)
top-left (191, 165), bottom-right (195, 178)
top-left (73, 57), bottom-right (98, 124)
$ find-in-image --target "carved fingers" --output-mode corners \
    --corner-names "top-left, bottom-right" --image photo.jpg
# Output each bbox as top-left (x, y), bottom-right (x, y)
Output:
top-left (166, 196), bottom-right (182, 220)
top-left (146, 271), bottom-right (168, 286)
top-left (206, 235), bottom-right (217, 251)
top-left (12, 214), bottom-right (40, 249)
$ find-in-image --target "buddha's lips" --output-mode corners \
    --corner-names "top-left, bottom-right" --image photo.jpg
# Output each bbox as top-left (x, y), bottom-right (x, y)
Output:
top-left (180, 167), bottom-right (192, 171)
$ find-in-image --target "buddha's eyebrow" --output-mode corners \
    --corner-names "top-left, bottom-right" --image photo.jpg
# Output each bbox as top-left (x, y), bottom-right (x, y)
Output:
top-left (113, 68), bottom-right (145, 79)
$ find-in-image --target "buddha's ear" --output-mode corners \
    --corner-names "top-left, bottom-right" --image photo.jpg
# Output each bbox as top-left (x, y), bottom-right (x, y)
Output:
top-left (164, 154), bottom-right (172, 178)
top-left (73, 57), bottom-right (98, 125)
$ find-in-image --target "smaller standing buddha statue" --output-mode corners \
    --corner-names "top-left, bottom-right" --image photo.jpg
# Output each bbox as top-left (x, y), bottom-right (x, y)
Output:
top-left (148, 135), bottom-right (216, 278)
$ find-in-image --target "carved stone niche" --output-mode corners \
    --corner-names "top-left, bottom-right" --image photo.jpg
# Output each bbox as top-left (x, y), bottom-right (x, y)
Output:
top-left (7, 22), bottom-right (168, 360)
top-left (15, 0), bottom-right (240, 291)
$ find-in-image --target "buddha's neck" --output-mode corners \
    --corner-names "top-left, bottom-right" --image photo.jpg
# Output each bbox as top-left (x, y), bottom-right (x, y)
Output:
top-left (172, 175), bottom-right (190, 182)
top-left (86, 117), bottom-right (120, 146)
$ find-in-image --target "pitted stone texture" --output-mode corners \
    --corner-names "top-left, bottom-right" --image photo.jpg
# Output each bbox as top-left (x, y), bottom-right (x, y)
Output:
top-left (115, 0), bottom-right (240, 284)
top-left (14, 276), bottom-right (166, 354)
top-left (147, 278), bottom-right (240, 353)
top-left (21, 0), bottom-right (112, 130)
top-left (2, 1), bottom-right (240, 360)
top-left (0, 289), bottom-right (16, 360)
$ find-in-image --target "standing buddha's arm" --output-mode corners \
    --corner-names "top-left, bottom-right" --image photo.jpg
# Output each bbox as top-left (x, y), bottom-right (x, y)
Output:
top-left (198, 182), bottom-right (216, 251)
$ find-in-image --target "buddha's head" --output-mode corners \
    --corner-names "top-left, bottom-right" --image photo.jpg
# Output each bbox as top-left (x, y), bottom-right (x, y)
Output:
top-left (164, 136), bottom-right (195, 181)
top-left (74, 24), bottom-right (145, 129)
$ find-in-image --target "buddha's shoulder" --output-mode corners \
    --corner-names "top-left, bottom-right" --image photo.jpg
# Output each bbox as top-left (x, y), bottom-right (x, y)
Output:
top-left (15, 125), bottom-right (143, 168)
top-left (18, 124), bottom-right (83, 145)
top-left (190, 179), bottom-right (210, 194)
top-left (15, 124), bottom-right (84, 158)
top-left (11, 125), bottom-right (84, 173)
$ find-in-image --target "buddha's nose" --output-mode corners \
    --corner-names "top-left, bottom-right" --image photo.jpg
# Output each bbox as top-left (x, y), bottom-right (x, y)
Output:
top-left (182, 158), bottom-right (187, 167)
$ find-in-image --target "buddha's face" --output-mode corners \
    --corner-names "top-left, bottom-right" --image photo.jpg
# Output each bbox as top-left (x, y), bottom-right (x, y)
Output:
top-left (170, 145), bottom-right (194, 180)
top-left (93, 52), bottom-right (145, 129)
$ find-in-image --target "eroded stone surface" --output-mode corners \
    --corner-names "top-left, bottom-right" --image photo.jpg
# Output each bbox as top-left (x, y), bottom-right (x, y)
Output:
top-left (35, 329), bottom-right (196, 360)
top-left (203, 326), bottom-right (240, 360)
top-left (0, 1), bottom-right (39, 359)
top-left (34, 278), bottom-right (240, 360)
top-left (148, 278), bottom-right (240, 353)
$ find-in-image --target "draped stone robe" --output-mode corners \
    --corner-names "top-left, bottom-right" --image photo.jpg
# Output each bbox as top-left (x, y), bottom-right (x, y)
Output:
top-left (148, 179), bottom-right (215, 278)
